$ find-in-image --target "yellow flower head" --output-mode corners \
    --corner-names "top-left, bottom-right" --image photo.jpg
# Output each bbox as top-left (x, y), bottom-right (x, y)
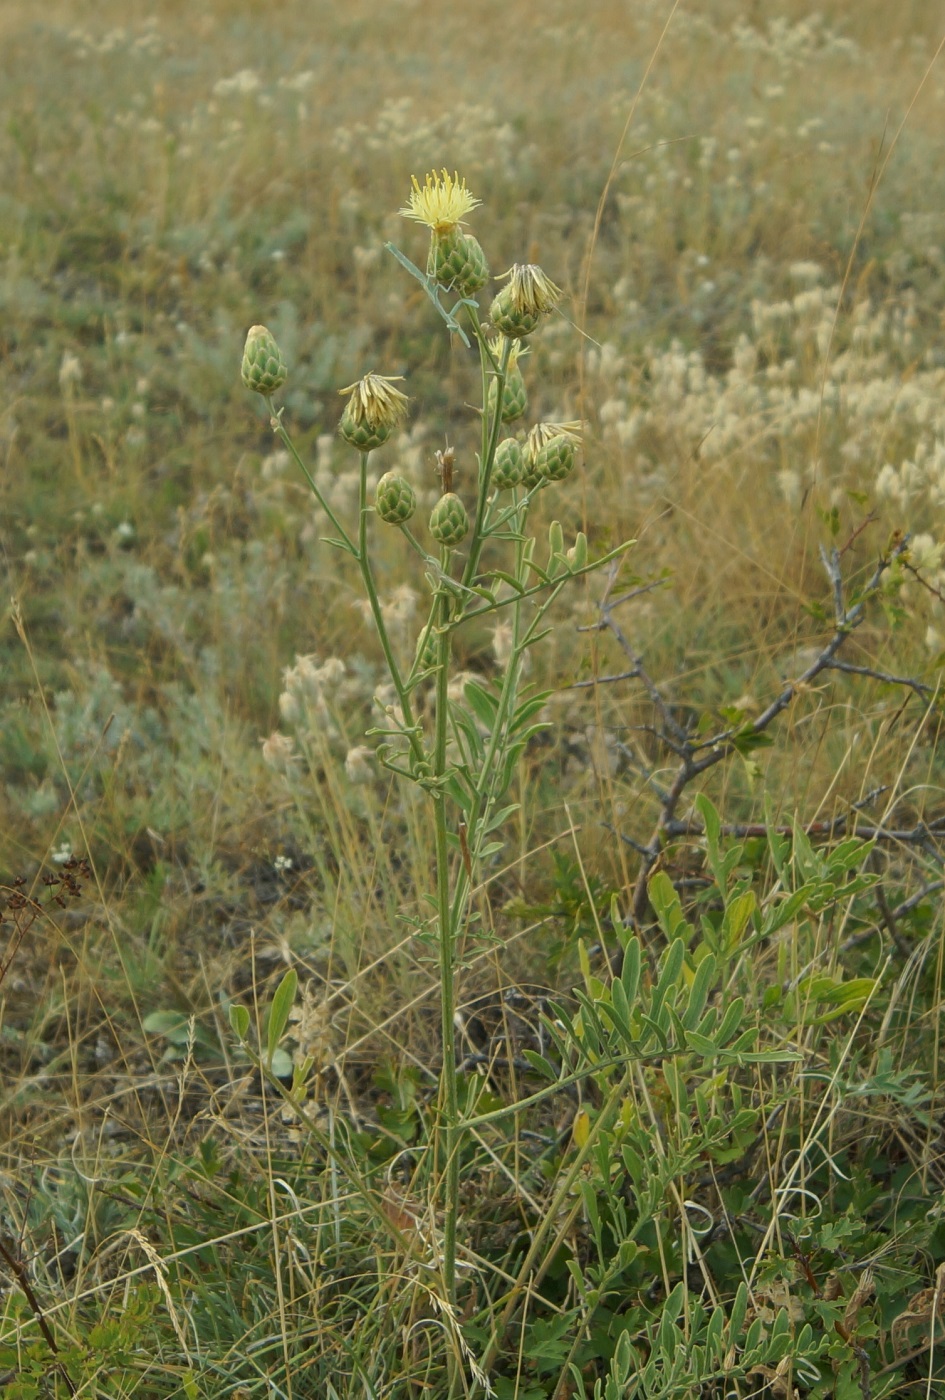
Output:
top-left (498, 264), bottom-right (563, 317)
top-left (400, 169), bottom-right (481, 233)
top-left (339, 372), bottom-right (410, 432)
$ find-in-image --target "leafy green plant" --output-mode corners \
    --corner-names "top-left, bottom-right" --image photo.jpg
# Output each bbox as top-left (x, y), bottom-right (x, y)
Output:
top-left (238, 169), bottom-right (633, 1316)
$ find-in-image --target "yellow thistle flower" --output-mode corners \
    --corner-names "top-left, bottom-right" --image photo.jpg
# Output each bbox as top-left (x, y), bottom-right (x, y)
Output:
top-left (498, 264), bottom-right (563, 317)
top-left (339, 372), bottom-right (409, 450)
top-left (400, 169), bottom-right (481, 233)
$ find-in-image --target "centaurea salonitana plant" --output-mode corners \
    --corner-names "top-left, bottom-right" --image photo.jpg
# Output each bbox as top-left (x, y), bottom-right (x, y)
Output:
top-left (239, 170), bottom-right (631, 1320)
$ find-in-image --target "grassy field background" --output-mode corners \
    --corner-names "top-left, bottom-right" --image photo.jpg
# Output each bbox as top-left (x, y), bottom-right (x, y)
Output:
top-left (3, 1), bottom-right (945, 1396)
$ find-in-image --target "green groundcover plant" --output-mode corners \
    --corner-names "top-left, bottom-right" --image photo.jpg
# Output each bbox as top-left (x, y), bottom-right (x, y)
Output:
top-left (4, 146), bottom-right (945, 1399)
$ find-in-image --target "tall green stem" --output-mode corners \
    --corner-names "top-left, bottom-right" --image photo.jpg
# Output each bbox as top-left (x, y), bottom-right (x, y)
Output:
top-left (266, 398), bottom-right (355, 551)
top-left (356, 453), bottom-right (426, 769)
top-left (462, 317), bottom-right (512, 590)
top-left (432, 572), bottom-right (460, 1303)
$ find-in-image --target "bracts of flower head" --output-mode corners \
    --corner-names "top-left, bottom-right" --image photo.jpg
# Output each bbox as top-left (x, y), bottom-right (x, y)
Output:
top-left (486, 336), bottom-right (529, 423)
top-left (524, 422), bottom-right (583, 487)
top-left (338, 373), bottom-right (410, 451)
top-left (400, 169), bottom-right (489, 299)
top-left (490, 265), bottom-right (563, 339)
top-left (241, 326), bottom-right (288, 396)
top-left (375, 471), bottom-right (417, 524)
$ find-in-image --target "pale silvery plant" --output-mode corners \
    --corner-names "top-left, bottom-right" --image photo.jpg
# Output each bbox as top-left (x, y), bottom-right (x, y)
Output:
top-left (240, 171), bottom-right (632, 1306)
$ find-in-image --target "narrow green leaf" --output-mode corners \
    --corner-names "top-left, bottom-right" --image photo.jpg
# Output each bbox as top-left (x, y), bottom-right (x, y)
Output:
top-left (682, 952), bottom-right (717, 1029)
top-left (650, 937), bottom-right (686, 1021)
top-left (463, 680), bottom-right (499, 729)
top-left (488, 570), bottom-right (526, 594)
top-left (684, 1029), bottom-right (719, 1055)
top-left (229, 1004), bottom-right (250, 1040)
top-left (621, 936), bottom-right (641, 1004)
top-left (522, 1049), bottom-right (560, 1081)
top-left (715, 995), bottom-right (744, 1044)
top-left (267, 968), bottom-right (298, 1066)
top-left (729, 1281), bottom-right (749, 1341)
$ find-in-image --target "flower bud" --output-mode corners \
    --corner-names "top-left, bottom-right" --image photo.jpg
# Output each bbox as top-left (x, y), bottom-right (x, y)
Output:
top-left (429, 492), bottom-right (470, 547)
top-left (487, 366), bottom-right (527, 423)
top-left (429, 227), bottom-right (490, 298)
top-left (375, 471), bottom-right (417, 524)
top-left (492, 437), bottom-right (525, 490)
top-left (527, 422), bottom-right (582, 484)
top-left (415, 627), bottom-right (438, 673)
top-left (339, 373), bottom-right (409, 451)
top-left (489, 284), bottom-right (541, 339)
top-left (241, 325), bottom-right (287, 396)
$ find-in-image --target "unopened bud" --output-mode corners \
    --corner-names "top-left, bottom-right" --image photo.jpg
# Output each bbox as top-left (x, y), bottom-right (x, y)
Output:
top-left (429, 492), bottom-right (470, 547)
top-left (375, 471), bottom-right (417, 524)
top-left (492, 437), bottom-right (525, 490)
top-left (242, 325), bottom-right (287, 396)
top-left (527, 422), bottom-right (582, 484)
top-left (429, 227), bottom-right (490, 298)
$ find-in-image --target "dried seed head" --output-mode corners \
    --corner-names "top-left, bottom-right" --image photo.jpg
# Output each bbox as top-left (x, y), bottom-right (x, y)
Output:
top-left (400, 169), bottom-right (481, 233)
top-left (490, 264), bottom-right (562, 338)
top-left (339, 372), bottom-right (409, 450)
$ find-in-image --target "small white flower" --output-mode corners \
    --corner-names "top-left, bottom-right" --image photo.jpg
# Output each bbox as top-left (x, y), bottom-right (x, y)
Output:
top-left (261, 732), bottom-right (297, 773)
top-left (344, 746), bottom-right (374, 785)
top-left (59, 353), bottom-right (82, 388)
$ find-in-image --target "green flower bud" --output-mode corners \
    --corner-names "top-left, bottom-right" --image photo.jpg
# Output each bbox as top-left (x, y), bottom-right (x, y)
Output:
top-left (375, 471), bottom-right (417, 524)
top-left (535, 435), bottom-right (575, 482)
top-left (489, 284), bottom-right (541, 339)
top-left (339, 372), bottom-right (409, 452)
top-left (429, 227), bottom-right (490, 298)
top-left (492, 437), bottom-right (525, 490)
top-left (487, 363), bottom-right (528, 423)
top-left (429, 492), bottom-right (470, 547)
top-left (415, 628), bottom-right (438, 672)
top-left (527, 422), bottom-right (582, 484)
top-left (241, 325), bottom-right (287, 396)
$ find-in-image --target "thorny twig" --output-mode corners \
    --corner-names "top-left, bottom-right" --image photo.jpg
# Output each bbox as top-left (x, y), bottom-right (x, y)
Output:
top-left (587, 541), bottom-right (928, 928)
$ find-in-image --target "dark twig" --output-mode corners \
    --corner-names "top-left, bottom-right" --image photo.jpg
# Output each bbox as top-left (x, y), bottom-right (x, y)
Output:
top-left (0, 1235), bottom-right (78, 1396)
top-left (822, 657), bottom-right (938, 702)
top-left (590, 541), bottom-right (920, 928)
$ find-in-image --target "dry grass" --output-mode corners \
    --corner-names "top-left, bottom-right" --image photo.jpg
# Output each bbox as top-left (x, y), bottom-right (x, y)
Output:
top-left (2, 2), bottom-right (945, 1396)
